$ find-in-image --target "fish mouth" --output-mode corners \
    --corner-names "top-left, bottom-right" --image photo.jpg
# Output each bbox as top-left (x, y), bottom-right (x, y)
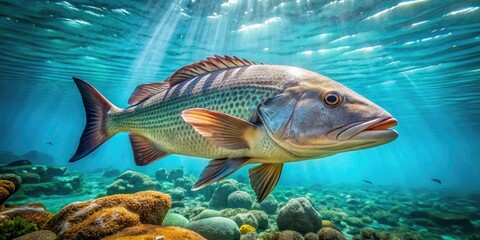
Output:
top-left (327, 117), bottom-right (398, 142)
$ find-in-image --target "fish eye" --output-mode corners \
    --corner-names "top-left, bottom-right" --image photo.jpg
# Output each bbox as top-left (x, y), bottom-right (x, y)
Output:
top-left (322, 91), bottom-right (342, 107)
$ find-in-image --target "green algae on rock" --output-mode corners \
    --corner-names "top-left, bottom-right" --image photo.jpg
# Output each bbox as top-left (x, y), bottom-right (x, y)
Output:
top-left (0, 202), bottom-right (54, 228)
top-left (162, 212), bottom-right (189, 227)
top-left (0, 216), bottom-right (38, 240)
top-left (191, 209), bottom-right (222, 221)
top-left (186, 216), bottom-right (241, 240)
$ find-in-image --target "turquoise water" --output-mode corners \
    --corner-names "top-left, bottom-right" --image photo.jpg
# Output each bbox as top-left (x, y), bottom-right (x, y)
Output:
top-left (1, 0), bottom-right (480, 239)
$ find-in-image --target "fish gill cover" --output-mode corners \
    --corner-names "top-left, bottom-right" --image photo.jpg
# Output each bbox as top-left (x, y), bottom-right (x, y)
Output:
top-left (0, 0), bottom-right (479, 239)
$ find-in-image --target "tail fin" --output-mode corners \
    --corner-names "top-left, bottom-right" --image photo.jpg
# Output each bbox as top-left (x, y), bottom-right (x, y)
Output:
top-left (69, 77), bottom-right (119, 162)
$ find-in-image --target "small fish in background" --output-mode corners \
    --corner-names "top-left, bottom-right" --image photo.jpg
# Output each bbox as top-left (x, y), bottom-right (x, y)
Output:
top-left (363, 180), bottom-right (373, 184)
top-left (432, 178), bottom-right (442, 184)
top-left (46, 141), bottom-right (53, 145)
top-left (69, 55), bottom-right (398, 202)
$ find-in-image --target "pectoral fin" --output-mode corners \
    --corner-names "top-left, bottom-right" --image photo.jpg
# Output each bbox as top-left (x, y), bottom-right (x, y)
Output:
top-left (181, 108), bottom-right (260, 150)
top-left (248, 163), bottom-right (284, 203)
top-left (192, 157), bottom-right (251, 190)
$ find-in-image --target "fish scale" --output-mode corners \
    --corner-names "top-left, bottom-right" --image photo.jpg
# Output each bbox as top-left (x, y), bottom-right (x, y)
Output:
top-left (105, 64), bottom-right (303, 160)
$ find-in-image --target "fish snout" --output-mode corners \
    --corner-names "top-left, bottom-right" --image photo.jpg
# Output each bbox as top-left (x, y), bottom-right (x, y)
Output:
top-left (327, 117), bottom-right (398, 142)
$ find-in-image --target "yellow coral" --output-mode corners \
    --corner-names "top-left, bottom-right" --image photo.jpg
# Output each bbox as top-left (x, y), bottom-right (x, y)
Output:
top-left (103, 225), bottom-right (205, 240)
top-left (322, 220), bottom-right (334, 228)
top-left (240, 224), bottom-right (256, 235)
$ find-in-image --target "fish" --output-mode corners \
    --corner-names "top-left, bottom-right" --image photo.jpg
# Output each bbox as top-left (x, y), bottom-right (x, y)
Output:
top-left (363, 180), bottom-right (372, 184)
top-left (69, 55), bottom-right (398, 202)
top-left (432, 178), bottom-right (442, 184)
top-left (46, 141), bottom-right (53, 145)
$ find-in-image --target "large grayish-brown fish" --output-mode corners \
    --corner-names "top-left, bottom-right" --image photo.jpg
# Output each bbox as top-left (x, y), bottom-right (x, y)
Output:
top-left (70, 55), bottom-right (398, 202)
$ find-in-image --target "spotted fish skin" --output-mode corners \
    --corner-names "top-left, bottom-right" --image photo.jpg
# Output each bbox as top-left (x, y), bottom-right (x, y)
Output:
top-left (108, 65), bottom-right (304, 161)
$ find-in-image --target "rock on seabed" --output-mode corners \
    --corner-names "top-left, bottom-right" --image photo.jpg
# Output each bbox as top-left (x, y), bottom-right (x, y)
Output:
top-left (44, 191), bottom-right (171, 239)
top-left (277, 197), bottom-right (323, 234)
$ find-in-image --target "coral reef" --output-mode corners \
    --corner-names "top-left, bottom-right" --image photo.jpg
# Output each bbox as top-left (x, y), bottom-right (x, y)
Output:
top-left (0, 161), bottom-right (83, 198)
top-left (103, 224), bottom-right (205, 240)
top-left (0, 202), bottom-right (53, 228)
top-left (240, 223), bottom-right (256, 235)
top-left (106, 170), bottom-right (160, 195)
top-left (20, 176), bottom-right (81, 197)
top-left (1, 165), bottom-right (478, 240)
top-left (44, 190), bottom-right (171, 239)
top-left (0, 164), bottom-right (66, 182)
top-left (0, 174), bottom-right (21, 205)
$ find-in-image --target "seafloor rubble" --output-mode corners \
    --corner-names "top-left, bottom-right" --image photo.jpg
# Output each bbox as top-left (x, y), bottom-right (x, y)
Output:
top-left (1, 157), bottom-right (479, 240)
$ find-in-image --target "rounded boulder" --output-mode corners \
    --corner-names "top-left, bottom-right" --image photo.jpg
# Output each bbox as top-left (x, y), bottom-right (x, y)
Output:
top-left (186, 217), bottom-right (240, 240)
top-left (228, 191), bottom-right (253, 209)
top-left (277, 197), bottom-right (322, 234)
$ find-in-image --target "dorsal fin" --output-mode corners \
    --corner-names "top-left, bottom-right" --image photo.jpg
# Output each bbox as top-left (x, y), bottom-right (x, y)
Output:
top-left (128, 55), bottom-right (261, 105)
top-left (168, 55), bottom-right (262, 86)
top-left (128, 82), bottom-right (169, 105)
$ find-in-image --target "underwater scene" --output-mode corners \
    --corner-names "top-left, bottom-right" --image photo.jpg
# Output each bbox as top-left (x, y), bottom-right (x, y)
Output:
top-left (1, 0), bottom-right (479, 239)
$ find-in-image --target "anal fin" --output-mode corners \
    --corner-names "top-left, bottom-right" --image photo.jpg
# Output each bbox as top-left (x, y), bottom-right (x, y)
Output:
top-left (248, 163), bottom-right (283, 203)
top-left (192, 157), bottom-right (251, 190)
top-left (129, 134), bottom-right (169, 166)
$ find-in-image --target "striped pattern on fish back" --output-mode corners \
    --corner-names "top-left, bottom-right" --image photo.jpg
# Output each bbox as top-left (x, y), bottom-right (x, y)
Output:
top-left (109, 65), bottom-right (302, 158)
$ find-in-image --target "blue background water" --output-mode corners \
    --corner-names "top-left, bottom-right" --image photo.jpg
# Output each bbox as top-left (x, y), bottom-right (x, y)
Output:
top-left (0, 0), bottom-right (479, 192)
